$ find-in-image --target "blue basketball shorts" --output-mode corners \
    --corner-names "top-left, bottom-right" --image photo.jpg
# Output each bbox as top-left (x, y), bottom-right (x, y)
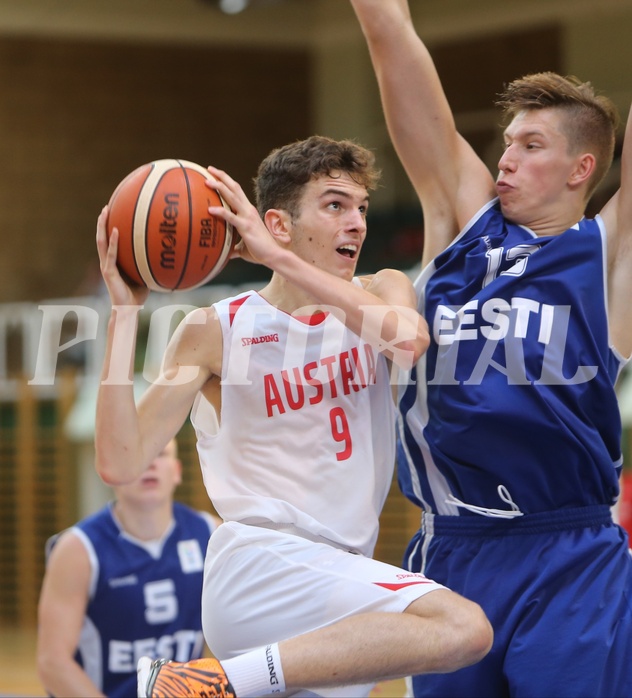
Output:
top-left (406, 506), bottom-right (632, 698)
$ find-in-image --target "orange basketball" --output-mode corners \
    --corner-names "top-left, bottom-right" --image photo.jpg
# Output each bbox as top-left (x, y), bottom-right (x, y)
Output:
top-left (106, 159), bottom-right (234, 292)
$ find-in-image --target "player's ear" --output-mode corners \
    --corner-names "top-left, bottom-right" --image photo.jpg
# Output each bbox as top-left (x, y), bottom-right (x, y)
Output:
top-left (264, 209), bottom-right (292, 245)
top-left (569, 152), bottom-right (596, 189)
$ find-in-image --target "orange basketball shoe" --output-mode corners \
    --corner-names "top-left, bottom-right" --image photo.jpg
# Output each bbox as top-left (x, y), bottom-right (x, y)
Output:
top-left (137, 656), bottom-right (237, 698)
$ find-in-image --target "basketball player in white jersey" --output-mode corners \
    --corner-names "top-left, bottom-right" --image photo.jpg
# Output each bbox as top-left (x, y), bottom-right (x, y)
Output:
top-left (94, 135), bottom-right (492, 697)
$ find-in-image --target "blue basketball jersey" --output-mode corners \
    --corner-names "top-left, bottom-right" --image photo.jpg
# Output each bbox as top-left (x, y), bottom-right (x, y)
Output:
top-left (399, 199), bottom-right (632, 697)
top-left (398, 199), bottom-right (626, 520)
top-left (66, 502), bottom-right (213, 698)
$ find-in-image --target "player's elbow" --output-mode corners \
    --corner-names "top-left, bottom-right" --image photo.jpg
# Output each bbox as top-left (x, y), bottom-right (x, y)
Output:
top-left (411, 328), bottom-right (431, 364)
top-left (94, 448), bottom-right (136, 486)
top-left (37, 655), bottom-right (51, 689)
top-left (96, 462), bottom-right (134, 487)
top-left (97, 466), bottom-right (125, 487)
top-left (392, 330), bottom-right (430, 369)
top-left (397, 305), bottom-right (431, 368)
top-left (37, 646), bottom-right (62, 695)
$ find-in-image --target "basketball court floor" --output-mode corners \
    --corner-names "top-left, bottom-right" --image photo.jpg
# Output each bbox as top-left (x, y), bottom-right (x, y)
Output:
top-left (0, 627), bottom-right (44, 697)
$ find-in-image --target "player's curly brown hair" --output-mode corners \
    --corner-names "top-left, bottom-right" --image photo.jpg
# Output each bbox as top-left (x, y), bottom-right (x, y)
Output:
top-left (254, 135), bottom-right (380, 219)
top-left (496, 71), bottom-right (619, 198)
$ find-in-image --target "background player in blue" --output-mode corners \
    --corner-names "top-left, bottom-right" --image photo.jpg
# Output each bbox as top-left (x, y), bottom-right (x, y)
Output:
top-left (350, 0), bottom-right (632, 696)
top-left (37, 438), bottom-right (219, 698)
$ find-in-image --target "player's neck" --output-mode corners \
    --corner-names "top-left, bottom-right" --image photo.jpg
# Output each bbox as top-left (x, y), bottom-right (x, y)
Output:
top-left (534, 214), bottom-right (584, 236)
top-left (112, 500), bottom-right (174, 542)
top-left (260, 274), bottom-right (325, 316)
top-left (505, 200), bottom-right (586, 237)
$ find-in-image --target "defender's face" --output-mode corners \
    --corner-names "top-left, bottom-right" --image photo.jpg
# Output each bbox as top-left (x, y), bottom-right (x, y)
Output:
top-left (496, 109), bottom-right (578, 228)
top-left (289, 172), bottom-right (369, 280)
top-left (117, 442), bottom-right (182, 505)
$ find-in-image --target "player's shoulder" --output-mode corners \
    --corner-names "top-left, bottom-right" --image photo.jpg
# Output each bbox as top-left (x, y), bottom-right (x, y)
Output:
top-left (179, 305), bottom-right (220, 330)
top-left (172, 501), bottom-right (217, 534)
top-left (168, 305), bottom-right (222, 356)
top-left (45, 525), bottom-right (92, 567)
top-left (213, 290), bottom-right (262, 313)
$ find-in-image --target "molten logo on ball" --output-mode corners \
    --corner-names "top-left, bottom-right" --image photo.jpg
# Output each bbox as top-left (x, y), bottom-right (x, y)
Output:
top-left (106, 159), bottom-right (234, 292)
top-left (159, 192), bottom-right (179, 271)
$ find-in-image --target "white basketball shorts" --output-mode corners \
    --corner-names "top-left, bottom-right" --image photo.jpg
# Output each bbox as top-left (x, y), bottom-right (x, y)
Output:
top-left (201, 521), bottom-right (445, 695)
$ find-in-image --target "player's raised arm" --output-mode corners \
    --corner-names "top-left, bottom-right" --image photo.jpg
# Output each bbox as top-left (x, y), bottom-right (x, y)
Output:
top-left (94, 205), bottom-right (150, 484)
top-left (94, 207), bottom-right (217, 485)
top-left (603, 104), bottom-right (632, 358)
top-left (350, 0), bottom-right (495, 263)
top-left (206, 164), bottom-right (429, 370)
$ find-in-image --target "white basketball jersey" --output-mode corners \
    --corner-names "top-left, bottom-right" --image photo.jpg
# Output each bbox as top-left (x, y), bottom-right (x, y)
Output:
top-left (191, 290), bottom-right (396, 557)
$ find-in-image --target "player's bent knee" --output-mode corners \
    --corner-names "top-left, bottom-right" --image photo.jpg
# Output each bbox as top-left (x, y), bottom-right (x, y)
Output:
top-left (434, 597), bottom-right (493, 672)
top-left (457, 598), bottom-right (494, 667)
top-left (406, 590), bottom-right (493, 673)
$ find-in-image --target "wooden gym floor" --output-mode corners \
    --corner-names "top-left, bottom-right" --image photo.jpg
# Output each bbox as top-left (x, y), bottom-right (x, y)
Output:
top-left (0, 626), bottom-right (45, 697)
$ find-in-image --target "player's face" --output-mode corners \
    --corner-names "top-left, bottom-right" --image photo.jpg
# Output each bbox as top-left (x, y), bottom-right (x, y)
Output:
top-left (496, 108), bottom-right (580, 229)
top-left (289, 172), bottom-right (369, 280)
top-left (118, 441), bottom-right (182, 504)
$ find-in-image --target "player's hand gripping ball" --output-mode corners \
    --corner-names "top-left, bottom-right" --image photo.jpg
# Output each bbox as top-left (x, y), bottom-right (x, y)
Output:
top-left (106, 159), bottom-right (234, 292)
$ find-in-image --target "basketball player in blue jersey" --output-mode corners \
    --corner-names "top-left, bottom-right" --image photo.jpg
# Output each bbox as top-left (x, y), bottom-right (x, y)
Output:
top-left (37, 439), bottom-right (219, 698)
top-left (94, 135), bottom-right (492, 698)
top-left (350, 1), bottom-right (632, 696)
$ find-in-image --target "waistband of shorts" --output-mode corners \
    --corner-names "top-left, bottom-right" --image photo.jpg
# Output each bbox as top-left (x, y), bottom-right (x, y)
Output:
top-left (254, 521), bottom-right (358, 553)
top-left (423, 505), bottom-right (613, 537)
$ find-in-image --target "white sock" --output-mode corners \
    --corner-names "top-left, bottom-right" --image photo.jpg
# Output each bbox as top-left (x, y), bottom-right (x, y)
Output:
top-left (221, 643), bottom-right (286, 697)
